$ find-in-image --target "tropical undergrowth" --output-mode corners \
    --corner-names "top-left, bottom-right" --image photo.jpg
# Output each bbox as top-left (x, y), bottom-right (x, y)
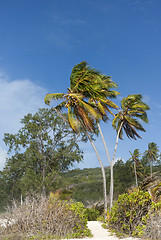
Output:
top-left (107, 189), bottom-right (161, 239)
top-left (0, 193), bottom-right (91, 240)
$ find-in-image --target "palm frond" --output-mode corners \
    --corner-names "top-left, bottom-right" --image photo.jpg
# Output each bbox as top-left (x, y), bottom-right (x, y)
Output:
top-left (68, 105), bottom-right (81, 132)
top-left (124, 115), bottom-right (146, 131)
top-left (75, 105), bottom-right (96, 132)
top-left (128, 111), bottom-right (148, 123)
top-left (123, 122), bottom-right (142, 139)
top-left (54, 101), bottom-right (66, 111)
top-left (78, 99), bottom-right (102, 120)
top-left (44, 93), bottom-right (65, 105)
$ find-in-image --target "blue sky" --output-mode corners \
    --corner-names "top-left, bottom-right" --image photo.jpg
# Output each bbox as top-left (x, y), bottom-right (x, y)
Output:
top-left (0, 0), bottom-right (161, 170)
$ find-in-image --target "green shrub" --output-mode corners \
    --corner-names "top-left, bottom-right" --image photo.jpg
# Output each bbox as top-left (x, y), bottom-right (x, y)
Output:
top-left (108, 190), bottom-right (152, 237)
top-left (84, 208), bottom-right (100, 221)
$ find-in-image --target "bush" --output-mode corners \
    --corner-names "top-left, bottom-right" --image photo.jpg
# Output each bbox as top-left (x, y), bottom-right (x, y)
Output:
top-left (84, 208), bottom-right (100, 221)
top-left (108, 190), bottom-right (152, 237)
top-left (0, 194), bottom-right (91, 239)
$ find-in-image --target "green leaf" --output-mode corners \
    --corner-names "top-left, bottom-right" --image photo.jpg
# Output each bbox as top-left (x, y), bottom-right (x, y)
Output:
top-left (44, 93), bottom-right (65, 105)
top-left (68, 105), bottom-right (81, 132)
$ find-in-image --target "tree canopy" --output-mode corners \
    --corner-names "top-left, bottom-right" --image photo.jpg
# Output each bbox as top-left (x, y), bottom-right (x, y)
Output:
top-left (2, 108), bottom-right (84, 200)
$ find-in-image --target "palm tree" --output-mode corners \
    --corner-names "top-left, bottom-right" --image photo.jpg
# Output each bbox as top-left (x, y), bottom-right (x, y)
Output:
top-left (69, 62), bottom-right (121, 212)
top-left (111, 94), bottom-right (150, 209)
top-left (129, 149), bottom-right (142, 187)
top-left (44, 61), bottom-right (119, 218)
top-left (144, 142), bottom-right (159, 176)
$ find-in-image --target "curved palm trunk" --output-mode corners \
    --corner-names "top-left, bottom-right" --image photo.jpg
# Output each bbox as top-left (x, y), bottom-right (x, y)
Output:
top-left (86, 131), bottom-right (107, 220)
top-left (149, 158), bottom-right (153, 177)
top-left (134, 162), bottom-right (138, 187)
top-left (110, 122), bottom-right (123, 210)
top-left (54, 110), bottom-right (107, 219)
top-left (97, 122), bottom-right (112, 166)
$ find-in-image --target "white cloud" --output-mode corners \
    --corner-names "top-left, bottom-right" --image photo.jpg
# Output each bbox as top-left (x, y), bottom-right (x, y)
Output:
top-left (0, 69), bottom-right (47, 170)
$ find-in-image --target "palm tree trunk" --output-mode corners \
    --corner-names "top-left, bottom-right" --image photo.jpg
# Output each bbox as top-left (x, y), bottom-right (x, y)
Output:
top-left (110, 122), bottom-right (123, 210)
top-left (97, 122), bottom-right (112, 166)
top-left (134, 162), bottom-right (138, 187)
top-left (86, 131), bottom-right (107, 220)
top-left (54, 109), bottom-right (107, 218)
top-left (150, 158), bottom-right (153, 177)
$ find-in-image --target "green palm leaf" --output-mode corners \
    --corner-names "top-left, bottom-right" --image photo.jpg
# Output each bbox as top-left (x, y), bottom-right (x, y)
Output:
top-left (68, 105), bottom-right (81, 132)
top-left (78, 98), bottom-right (102, 120)
top-left (124, 116), bottom-right (145, 131)
top-left (44, 93), bottom-right (65, 105)
top-left (114, 94), bottom-right (149, 140)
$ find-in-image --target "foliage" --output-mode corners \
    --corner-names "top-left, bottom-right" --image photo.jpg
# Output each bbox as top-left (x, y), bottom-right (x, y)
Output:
top-left (143, 142), bottom-right (160, 176)
top-left (44, 61), bottom-right (119, 133)
top-left (84, 208), bottom-right (100, 221)
top-left (59, 167), bottom-right (110, 206)
top-left (112, 94), bottom-right (150, 140)
top-left (0, 194), bottom-right (91, 239)
top-left (108, 188), bottom-right (161, 239)
top-left (112, 159), bottom-right (134, 197)
top-left (2, 108), bottom-right (83, 202)
top-left (108, 190), bottom-right (152, 236)
top-left (129, 149), bottom-right (145, 187)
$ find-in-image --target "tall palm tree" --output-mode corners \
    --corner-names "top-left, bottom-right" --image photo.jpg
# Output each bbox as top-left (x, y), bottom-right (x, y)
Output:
top-left (129, 149), bottom-right (142, 187)
top-left (44, 61), bottom-right (119, 218)
top-left (144, 142), bottom-right (159, 176)
top-left (111, 94), bottom-right (150, 209)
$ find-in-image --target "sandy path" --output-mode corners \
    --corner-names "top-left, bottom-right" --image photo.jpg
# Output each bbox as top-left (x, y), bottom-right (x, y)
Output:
top-left (0, 219), bottom-right (141, 240)
top-left (64, 221), bottom-right (141, 240)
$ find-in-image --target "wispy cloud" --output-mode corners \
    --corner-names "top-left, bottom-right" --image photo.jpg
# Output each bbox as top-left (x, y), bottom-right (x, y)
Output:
top-left (47, 29), bottom-right (71, 49)
top-left (0, 69), bottom-right (47, 170)
top-left (46, 11), bottom-right (87, 49)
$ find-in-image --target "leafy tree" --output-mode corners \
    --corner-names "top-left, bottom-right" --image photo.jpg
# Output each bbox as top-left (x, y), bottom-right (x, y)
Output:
top-left (2, 108), bottom-right (83, 200)
top-left (143, 142), bottom-right (160, 176)
top-left (112, 159), bottom-right (134, 197)
top-left (111, 94), bottom-right (150, 208)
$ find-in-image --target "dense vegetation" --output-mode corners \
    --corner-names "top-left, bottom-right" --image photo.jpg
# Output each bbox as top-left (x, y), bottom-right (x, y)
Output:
top-left (108, 188), bottom-right (161, 239)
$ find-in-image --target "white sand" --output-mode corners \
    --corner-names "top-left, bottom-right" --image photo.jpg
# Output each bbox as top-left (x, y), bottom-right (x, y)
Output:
top-left (64, 221), bottom-right (141, 240)
top-left (0, 219), bottom-right (142, 240)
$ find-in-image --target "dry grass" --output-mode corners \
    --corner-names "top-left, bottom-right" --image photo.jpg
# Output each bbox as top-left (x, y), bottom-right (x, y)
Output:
top-left (0, 195), bottom-right (90, 239)
top-left (143, 210), bottom-right (161, 240)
